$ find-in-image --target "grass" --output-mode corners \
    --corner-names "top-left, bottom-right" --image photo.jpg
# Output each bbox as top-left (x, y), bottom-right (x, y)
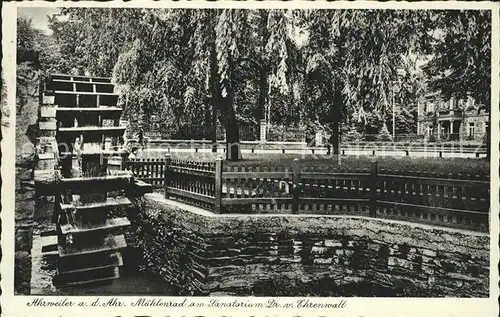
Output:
top-left (141, 151), bottom-right (490, 179)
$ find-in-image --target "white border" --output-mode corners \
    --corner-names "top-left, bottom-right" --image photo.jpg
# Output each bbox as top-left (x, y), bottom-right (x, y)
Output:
top-left (2, 1), bottom-right (499, 317)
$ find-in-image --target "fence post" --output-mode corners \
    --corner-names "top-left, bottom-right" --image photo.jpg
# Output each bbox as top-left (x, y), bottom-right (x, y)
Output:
top-left (292, 158), bottom-right (300, 213)
top-left (164, 153), bottom-right (171, 199)
top-left (121, 153), bottom-right (128, 171)
top-left (369, 159), bottom-right (378, 217)
top-left (214, 155), bottom-right (223, 213)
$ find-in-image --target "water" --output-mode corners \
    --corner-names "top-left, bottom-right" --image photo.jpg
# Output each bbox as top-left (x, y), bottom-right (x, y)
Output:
top-left (31, 219), bottom-right (174, 296)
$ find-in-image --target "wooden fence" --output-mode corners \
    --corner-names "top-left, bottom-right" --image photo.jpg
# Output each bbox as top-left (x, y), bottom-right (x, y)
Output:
top-left (125, 158), bottom-right (166, 187)
top-left (126, 156), bottom-right (490, 232)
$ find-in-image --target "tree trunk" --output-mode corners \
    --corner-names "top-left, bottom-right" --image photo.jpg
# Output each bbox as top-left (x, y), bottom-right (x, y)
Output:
top-left (257, 68), bottom-right (268, 122)
top-left (327, 86), bottom-right (342, 155)
top-left (256, 11), bottom-right (269, 122)
top-left (220, 92), bottom-right (242, 161)
top-left (209, 35), bottom-right (218, 153)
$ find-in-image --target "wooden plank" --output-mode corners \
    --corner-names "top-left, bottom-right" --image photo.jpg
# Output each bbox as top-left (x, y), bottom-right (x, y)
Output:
top-left (222, 171), bottom-right (291, 179)
top-left (134, 180), bottom-right (153, 194)
top-left (55, 267), bottom-right (120, 287)
top-left (377, 200), bottom-right (488, 231)
top-left (57, 252), bottom-right (122, 274)
top-left (300, 197), bottom-right (370, 204)
top-left (38, 175), bottom-right (132, 196)
top-left (40, 229), bottom-right (58, 237)
top-left (378, 173), bottom-right (489, 188)
top-left (54, 90), bottom-right (118, 97)
top-left (58, 235), bottom-right (127, 257)
top-left (167, 187), bottom-right (215, 204)
top-left (59, 126), bottom-right (126, 133)
top-left (58, 127), bottom-right (126, 138)
top-left (50, 73), bottom-right (111, 82)
top-left (52, 79), bottom-right (114, 86)
top-left (58, 258), bottom-right (123, 276)
top-left (300, 172), bottom-right (370, 181)
top-left (62, 174), bottom-right (131, 184)
top-left (60, 217), bottom-right (130, 234)
top-left (60, 149), bottom-right (128, 157)
top-left (377, 200), bottom-right (488, 216)
top-left (222, 197), bottom-right (293, 205)
top-left (170, 166), bottom-right (215, 177)
top-left (57, 107), bottom-right (121, 115)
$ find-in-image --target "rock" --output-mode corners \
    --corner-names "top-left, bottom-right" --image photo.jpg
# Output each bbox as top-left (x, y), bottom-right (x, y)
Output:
top-left (324, 239), bottom-right (343, 248)
top-left (314, 258), bottom-right (333, 264)
top-left (422, 249), bottom-right (437, 257)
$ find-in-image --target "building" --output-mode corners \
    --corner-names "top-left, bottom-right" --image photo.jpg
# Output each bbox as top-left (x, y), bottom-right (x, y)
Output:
top-left (417, 92), bottom-right (489, 142)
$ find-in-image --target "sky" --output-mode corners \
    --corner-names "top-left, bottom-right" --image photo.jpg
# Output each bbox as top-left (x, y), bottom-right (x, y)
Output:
top-left (18, 7), bottom-right (61, 35)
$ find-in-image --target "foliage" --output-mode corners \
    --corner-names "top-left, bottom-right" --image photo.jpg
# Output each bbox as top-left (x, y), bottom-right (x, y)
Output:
top-left (24, 8), bottom-right (491, 157)
top-left (376, 123), bottom-right (394, 142)
top-left (343, 125), bottom-right (363, 142)
top-left (17, 17), bottom-right (40, 52)
top-left (424, 10), bottom-right (491, 106)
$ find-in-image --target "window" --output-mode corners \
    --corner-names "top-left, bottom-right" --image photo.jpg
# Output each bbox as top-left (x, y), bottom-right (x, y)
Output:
top-left (427, 125), bottom-right (433, 136)
top-left (427, 102), bottom-right (434, 113)
top-left (468, 122), bottom-right (475, 137)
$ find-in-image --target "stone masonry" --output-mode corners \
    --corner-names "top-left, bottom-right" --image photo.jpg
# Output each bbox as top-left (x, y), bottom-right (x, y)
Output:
top-left (15, 60), bottom-right (41, 294)
top-left (137, 193), bottom-right (489, 297)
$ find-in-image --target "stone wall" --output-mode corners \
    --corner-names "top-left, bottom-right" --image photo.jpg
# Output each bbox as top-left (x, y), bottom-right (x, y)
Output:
top-left (137, 193), bottom-right (489, 297)
top-left (15, 60), bottom-right (41, 294)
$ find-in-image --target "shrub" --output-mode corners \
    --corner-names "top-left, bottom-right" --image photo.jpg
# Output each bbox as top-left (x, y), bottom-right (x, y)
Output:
top-left (343, 127), bottom-right (362, 142)
top-left (376, 124), bottom-right (393, 142)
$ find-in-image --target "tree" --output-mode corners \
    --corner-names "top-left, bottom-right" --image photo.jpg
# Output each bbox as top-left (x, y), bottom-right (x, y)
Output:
top-left (423, 10), bottom-right (491, 156)
top-left (302, 10), bottom-right (427, 154)
top-left (17, 17), bottom-right (39, 53)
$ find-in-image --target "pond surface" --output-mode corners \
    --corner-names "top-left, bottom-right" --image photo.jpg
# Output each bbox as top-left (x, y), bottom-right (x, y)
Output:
top-left (31, 219), bottom-right (175, 296)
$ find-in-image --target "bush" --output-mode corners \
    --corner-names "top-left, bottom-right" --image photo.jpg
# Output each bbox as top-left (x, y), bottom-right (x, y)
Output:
top-left (376, 124), bottom-right (393, 142)
top-left (343, 127), bottom-right (362, 142)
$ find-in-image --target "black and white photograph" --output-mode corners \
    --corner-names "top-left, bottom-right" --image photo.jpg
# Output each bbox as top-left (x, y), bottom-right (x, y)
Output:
top-left (1, 1), bottom-right (499, 316)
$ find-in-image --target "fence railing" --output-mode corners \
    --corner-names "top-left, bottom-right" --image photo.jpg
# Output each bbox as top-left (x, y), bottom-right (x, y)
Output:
top-left (125, 158), bottom-right (166, 187)
top-left (267, 127), bottom-right (307, 142)
top-left (126, 156), bottom-right (490, 232)
top-left (342, 133), bottom-right (487, 143)
top-left (142, 124), bottom-right (259, 141)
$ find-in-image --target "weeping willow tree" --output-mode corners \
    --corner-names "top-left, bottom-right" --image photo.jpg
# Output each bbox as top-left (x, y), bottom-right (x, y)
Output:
top-left (112, 10), bottom-right (201, 138)
top-left (301, 10), bottom-right (430, 154)
top-left (43, 8), bottom-right (484, 159)
top-left (423, 10), bottom-right (491, 157)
